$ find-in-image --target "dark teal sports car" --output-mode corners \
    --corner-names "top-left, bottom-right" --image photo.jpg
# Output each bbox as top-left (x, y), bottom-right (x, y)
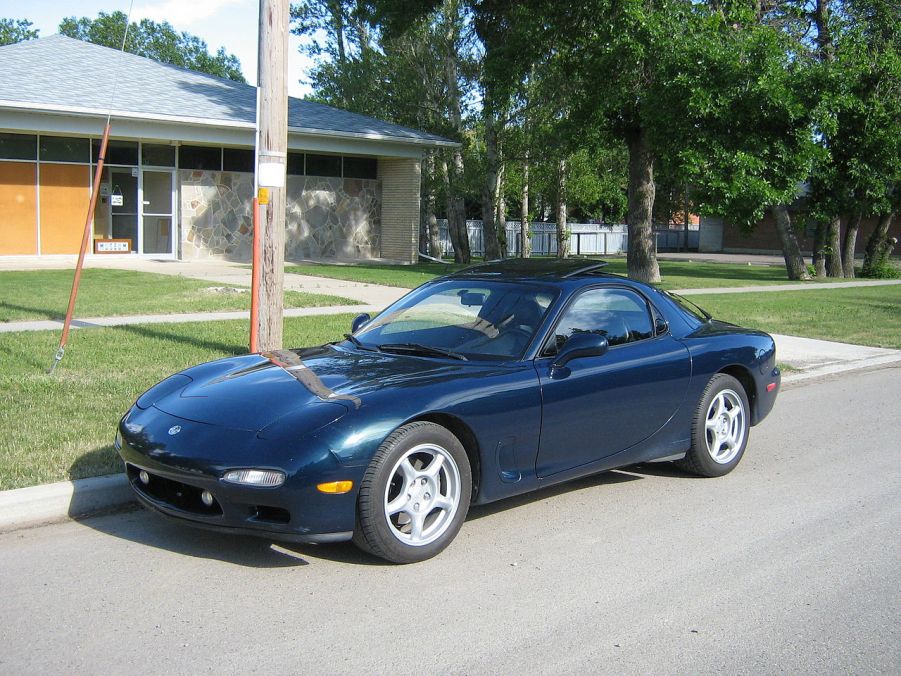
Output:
top-left (117, 259), bottom-right (780, 563)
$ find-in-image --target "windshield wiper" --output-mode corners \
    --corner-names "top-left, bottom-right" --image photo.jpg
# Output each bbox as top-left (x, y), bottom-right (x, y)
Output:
top-left (377, 343), bottom-right (468, 361)
top-left (343, 333), bottom-right (376, 351)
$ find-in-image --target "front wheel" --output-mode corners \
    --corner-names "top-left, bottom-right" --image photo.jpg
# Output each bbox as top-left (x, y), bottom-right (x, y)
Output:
top-left (353, 422), bottom-right (472, 563)
top-left (677, 374), bottom-right (750, 477)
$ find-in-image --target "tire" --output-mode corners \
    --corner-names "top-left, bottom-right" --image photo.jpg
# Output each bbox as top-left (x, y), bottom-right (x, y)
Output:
top-left (353, 422), bottom-right (472, 563)
top-left (677, 373), bottom-right (750, 477)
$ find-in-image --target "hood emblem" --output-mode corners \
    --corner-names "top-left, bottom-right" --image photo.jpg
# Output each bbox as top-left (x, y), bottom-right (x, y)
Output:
top-left (168, 425), bottom-right (182, 436)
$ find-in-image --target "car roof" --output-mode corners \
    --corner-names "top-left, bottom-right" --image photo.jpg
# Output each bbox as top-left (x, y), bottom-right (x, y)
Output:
top-left (447, 258), bottom-right (615, 281)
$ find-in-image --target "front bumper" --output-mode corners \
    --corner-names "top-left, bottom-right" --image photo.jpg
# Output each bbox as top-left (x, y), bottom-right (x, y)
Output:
top-left (117, 407), bottom-right (361, 543)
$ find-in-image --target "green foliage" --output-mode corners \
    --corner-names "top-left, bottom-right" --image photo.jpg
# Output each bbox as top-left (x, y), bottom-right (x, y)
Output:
top-left (0, 17), bottom-right (38, 46)
top-left (860, 259), bottom-right (900, 279)
top-left (58, 11), bottom-right (246, 82)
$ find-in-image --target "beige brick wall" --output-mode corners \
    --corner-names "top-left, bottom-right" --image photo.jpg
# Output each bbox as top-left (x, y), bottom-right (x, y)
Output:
top-left (378, 158), bottom-right (421, 263)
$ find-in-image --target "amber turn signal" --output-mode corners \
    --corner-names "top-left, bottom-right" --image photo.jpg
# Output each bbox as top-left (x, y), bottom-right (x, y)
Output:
top-left (317, 480), bottom-right (354, 494)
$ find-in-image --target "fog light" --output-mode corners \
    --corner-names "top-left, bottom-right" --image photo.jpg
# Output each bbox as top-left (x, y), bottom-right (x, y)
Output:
top-left (222, 469), bottom-right (285, 487)
top-left (139, 470), bottom-right (150, 485)
top-left (317, 480), bottom-right (353, 494)
top-left (201, 490), bottom-right (214, 506)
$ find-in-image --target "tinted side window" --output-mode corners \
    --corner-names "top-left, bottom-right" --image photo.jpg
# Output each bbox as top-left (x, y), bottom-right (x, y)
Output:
top-left (545, 288), bottom-right (654, 354)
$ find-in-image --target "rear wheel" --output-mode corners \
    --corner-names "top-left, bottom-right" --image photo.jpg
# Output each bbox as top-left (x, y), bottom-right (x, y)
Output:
top-left (677, 374), bottom-right (750, 477)
top-left (353, 422), bottom-right (472, 563)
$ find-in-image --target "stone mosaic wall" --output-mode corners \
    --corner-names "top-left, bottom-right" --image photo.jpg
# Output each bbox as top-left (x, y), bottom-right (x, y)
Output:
top-left (179, 170), bottom-right (382, 261)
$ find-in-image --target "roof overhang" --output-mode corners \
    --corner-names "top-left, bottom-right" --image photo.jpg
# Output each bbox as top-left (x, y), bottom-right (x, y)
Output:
top-left (0, 100), bottom-right (460, 159)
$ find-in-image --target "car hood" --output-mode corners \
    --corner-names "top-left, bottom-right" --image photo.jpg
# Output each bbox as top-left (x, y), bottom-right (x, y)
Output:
top-left (148, 344), bottom-right (500, 433)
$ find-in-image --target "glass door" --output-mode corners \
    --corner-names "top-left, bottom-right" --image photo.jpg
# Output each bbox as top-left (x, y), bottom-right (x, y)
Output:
top-left (109, 168), bottom-right (139, 252)
top-left (141, 170), bottom-right (175, 255)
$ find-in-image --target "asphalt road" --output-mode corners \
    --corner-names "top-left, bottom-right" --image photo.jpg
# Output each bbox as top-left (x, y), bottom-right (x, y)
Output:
top-left (1, 367), bottom-right (899, 674)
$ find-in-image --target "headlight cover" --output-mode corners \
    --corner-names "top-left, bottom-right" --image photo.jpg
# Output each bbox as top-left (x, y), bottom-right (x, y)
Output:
top-left (222, 468), bottom-right (286, 487)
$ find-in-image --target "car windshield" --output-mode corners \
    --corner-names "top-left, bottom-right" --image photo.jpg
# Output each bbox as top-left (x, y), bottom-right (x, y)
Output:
top-left (352, 279), bottom-right (558, 361)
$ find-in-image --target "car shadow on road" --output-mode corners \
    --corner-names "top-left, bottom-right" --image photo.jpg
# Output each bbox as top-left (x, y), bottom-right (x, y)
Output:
top-left (73, 467), bottom-right (678, 568)
top-left (466, 469), bottom-right (642, 521)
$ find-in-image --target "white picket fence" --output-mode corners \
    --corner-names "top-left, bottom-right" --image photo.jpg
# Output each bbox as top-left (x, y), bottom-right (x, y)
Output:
top-left (434, 220), bottom-right (698, 257)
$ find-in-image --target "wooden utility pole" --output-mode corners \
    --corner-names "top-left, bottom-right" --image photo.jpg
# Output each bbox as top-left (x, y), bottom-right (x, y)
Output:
top-left (255, 0), bottom-right (289, 350)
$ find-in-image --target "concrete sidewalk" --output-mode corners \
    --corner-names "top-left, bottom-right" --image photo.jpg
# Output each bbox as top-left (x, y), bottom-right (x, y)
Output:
top-left (0, 256), bottom-right (410, 307)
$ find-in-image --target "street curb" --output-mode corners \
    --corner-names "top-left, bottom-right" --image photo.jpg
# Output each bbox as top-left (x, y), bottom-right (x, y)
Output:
top-left (781, 353), bottom-right (901, 384)
top-left (0, 473), bottom-right (134, 534)
top-left (1, 355), bottom-right (899, 535)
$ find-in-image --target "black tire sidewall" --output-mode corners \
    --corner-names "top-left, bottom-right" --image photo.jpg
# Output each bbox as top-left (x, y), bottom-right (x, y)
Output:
top-left (356, 422), bottom-right (472, 563)
top-left (688, 374), bottom-right (750, 477)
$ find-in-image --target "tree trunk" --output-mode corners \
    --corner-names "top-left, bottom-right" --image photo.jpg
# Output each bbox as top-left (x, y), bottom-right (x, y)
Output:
top-left (772, 205), bottom-right (812, 280)
top-left (841, 211), bottom-right (861, 278)
top-left (863, 211), bottom-right (896, 274)
top-left (482, 109), bottom-right (501, 260)
top-left (440, 5), bottom-right (470, 263)
top-left (626, 129), bottom-right (660, 283)
top-left (440, 156), bottom-right (466, 263)
top-left (424, 153), bottom-right (441, 259)
top-left (496, 162), bottom-right (506, 255)
top-left (825, 216), bottom-right (843, 277)
top-left (520, 153), bottom-right (531, 258)
top-left (812, 222), bottom-right (827, 276)
top-left (555, 158), bottom-right (568, 259)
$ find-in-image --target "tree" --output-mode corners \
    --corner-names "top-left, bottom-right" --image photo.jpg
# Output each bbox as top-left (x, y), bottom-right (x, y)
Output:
top-left (59, 11), bottom-right (246, 82)
top-left (0, 18), bottom-right (38, 46)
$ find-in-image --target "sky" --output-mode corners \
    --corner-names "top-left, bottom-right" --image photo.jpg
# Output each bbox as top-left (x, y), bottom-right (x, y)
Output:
top-left (3, 0), bottom-right (315, 97)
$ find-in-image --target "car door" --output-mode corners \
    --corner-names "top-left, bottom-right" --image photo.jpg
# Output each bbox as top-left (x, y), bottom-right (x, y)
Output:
top-left (535, 286), bottom-right (691, 478)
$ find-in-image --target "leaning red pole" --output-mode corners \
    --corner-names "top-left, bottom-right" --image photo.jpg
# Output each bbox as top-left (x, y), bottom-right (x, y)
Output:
top-left (249, 196), bottom-right (261, 353)
top-left (48, 123), bottom-right (111, 374)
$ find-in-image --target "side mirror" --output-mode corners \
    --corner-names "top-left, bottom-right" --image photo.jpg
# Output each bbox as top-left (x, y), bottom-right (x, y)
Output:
top-left (655, 316), bottom-right (668, 336)
top-left (351, 313), bottom-right (371, 333)
top-left (552, 332), bottom-right (609, 369)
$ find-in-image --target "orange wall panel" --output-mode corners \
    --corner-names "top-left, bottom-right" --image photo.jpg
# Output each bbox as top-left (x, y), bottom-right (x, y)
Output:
top-left (40, 163), bottom-right (90, 254)
top-left (0, 161), bottom-right (37, 255)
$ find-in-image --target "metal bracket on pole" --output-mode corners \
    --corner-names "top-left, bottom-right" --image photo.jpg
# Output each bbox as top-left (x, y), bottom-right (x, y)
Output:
top-left (47, 346), bottom-right (65, 375)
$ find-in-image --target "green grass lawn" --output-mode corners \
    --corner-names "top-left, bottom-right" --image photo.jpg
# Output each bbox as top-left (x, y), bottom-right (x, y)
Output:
top-left (0, 315), bottom-right (354, 490)
top-left (693, 284), bottom-right (901, 349)
top-left (0, 269), bottom-right (358, 323)
top-left (285, 258), bottom-right (845, 290)
top-left (2, 283), bottom-right (897, 490)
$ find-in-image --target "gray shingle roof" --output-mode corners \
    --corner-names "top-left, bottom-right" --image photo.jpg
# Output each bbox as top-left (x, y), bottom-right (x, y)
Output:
top-left (0, 35), bottom-right (454, 146)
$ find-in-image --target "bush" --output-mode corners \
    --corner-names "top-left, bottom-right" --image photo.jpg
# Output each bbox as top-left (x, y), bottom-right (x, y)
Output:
top-left (860, 260), bottom-right (901, 279)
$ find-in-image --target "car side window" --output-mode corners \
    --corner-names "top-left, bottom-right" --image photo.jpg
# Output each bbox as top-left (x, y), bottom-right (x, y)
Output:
top-left (543, 288), bottom-right (654, 355)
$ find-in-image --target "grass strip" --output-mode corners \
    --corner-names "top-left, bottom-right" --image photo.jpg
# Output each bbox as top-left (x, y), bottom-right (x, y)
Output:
top-left (693, 284), bottom-right (901, 349)
top-left (0, 269), bottom-right (358, 323)
top-left (0, 315), bottom-right (353, 490)
top-left (284, 258), bottom-right (859, 290)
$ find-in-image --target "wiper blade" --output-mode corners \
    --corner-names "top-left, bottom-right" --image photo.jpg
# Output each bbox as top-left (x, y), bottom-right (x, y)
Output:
top-left (377, 343), bottom-right (468, 361)
top-left (343, 333), bottom-right (375, 351)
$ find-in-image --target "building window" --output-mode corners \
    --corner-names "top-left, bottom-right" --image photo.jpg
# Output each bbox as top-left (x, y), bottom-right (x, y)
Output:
top-left (223, 147), bottom-right (254, 173)
top-left (92, 139), bottom-right (139, 166)
top-left (343, 156), bottom-right (377, 179)
top-left (179, 145), bottom-right (222, 170)
top-left (40, 136), bottom-right (90, 163)
top-left (0, 132), bottom-right (37, 160)
top-left (287, 152), bottom-right (305, 176)
top-left (306, 154), bottom-right (342, 178)
top-left (141, 144), bottom-right (176, 167)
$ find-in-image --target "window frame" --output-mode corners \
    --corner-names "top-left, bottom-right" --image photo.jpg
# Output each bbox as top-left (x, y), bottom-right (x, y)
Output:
top-left (537, 284), bottom-right (665, 358)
